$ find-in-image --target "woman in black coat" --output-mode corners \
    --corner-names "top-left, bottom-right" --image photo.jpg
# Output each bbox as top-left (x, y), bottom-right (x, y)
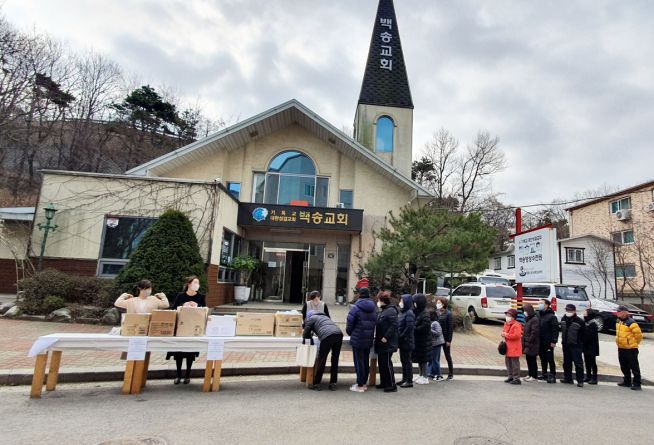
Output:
top-left (166, 276), bottom-right (206, 384)
top-left (583, 308), bottom-right (601, 385)
top-left (523, 304), bottom-right (540, 381)
top-left (375, 291), bottom-right (399, 392)
top-left (412, 293), bottom-right (433, 385)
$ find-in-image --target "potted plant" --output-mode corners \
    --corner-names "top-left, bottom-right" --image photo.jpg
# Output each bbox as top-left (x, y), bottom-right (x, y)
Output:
top-left (231, 256), bottom-right (259, 304)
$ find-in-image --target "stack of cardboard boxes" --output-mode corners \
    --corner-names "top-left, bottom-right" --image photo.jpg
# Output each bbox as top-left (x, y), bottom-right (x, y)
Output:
top-left (274, 313), bottom-right (303, 337)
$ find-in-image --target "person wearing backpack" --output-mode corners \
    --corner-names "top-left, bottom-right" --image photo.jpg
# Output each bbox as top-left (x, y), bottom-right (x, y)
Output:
top-left (397, 294), bottom-right (415, 388)
top-left (502, 308), bottom-right (523, 385)
top-left (428, 309), bottom-right (446, 381)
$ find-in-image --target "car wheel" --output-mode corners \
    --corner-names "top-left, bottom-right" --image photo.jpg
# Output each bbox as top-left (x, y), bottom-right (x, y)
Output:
top-left (468, 307), bottom-right (479, 324)
top-left (593, 316), bottom-right (605, 333)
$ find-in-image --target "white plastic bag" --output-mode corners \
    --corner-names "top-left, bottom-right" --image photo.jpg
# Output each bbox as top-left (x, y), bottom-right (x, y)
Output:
top-left (295, 338), bottom-right (317, 367)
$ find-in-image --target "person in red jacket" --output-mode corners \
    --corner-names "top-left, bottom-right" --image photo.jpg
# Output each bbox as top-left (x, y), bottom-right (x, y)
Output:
top-left (502, 308), bottom-right (523, 385)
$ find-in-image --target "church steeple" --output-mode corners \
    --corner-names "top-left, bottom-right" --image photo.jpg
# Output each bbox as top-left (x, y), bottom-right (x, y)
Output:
top-left (354, 0), bottom-right (414, 178)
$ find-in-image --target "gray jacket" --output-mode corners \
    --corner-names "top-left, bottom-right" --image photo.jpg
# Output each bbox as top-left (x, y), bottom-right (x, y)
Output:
top-left (303, 312), bottom-right (343, 341)
top-left (431, 320), bottom-right (445, 347)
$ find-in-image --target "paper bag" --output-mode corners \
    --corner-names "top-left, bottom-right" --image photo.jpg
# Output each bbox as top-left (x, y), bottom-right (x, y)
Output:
top-left (295, 338), bottom-right (317, 367)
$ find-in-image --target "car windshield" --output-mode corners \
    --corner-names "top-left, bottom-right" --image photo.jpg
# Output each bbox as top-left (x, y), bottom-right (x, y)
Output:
top-left (555, 286), bottom-right (589, 301)
top-left (486, 286), bottom-right (516, 298)
top-left (479, 276), bottom-right (510, 286)
top-left (522, 286), bottom-right (550, 298)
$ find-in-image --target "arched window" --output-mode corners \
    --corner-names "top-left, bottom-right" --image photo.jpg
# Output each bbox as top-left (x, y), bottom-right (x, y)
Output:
top-left (375, 116), bottom-right (394, 153)
top-left (256, 150), bottom-right (328, 207)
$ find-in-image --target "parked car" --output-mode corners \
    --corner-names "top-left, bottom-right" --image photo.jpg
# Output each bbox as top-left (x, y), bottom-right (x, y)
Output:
top-left (435, 287), bottom-right (451, 297)
top-left (512, 283), bottom-right (591, 319)
top-left (450, 283), bottom-right (516, 323)
top-left (588, 299), bottom-right (653, 333)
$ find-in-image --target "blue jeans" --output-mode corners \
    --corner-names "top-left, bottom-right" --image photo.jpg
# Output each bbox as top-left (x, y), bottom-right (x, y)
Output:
top-left (428, 345), bottom-right (442, 377)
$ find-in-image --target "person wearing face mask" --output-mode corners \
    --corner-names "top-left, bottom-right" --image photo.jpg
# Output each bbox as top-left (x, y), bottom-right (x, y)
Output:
top-left (114, 279), bottom-right (169, 314)
top-left (411, 293), bottom-right (434, 385)
top-left (560, 304), bottom-right (585, 387)
top-left (615, 305), bottom-right (643, 391)
top-left (502, 308), bottom-right (523, 385)
top-left (583, 308), bottom-right (601, 385)
top-left (397, 294), bottom-right (416, 388)
top-left (537, 299), bottom-right (559, 384)
top-left (302, 290), bottom-right (330, 322)
top-left (428, 308), bottom-right (446, 381)
top-left (346, 287), bottom-right (377, 393)
top-left (166, 276), bottom-right (206, 384)
top-left (374, 291), bottom-right (399, 392)
top-left (522, 304), bottom-right (540, 382)
top-left (436, 298), bottom-right (455, 380)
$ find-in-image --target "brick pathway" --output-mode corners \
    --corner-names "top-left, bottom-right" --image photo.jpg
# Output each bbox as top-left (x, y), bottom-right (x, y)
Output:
top-left (0, 318), bottom-right (623, 376)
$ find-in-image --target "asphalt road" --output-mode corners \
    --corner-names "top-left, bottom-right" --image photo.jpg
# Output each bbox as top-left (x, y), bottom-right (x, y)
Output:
top-left (2, 375), bottom-right (652, 445)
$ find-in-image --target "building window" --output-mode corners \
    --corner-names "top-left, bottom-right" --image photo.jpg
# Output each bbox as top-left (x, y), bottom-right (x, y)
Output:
top-left (507, 255), bottom-right (515, 269)
top-left (227, 182), bottom-right (241, 200)
top-left (610, 197), bottom-right (631, 214)
top-left (493, 257), bottom-right (502, 270)
top-left (339, 190), bottom-right (353, 209)
top-left (256, 151), bottom-right (329, 207)
top-left (565, 248), bottom-right (585, 264)
top-left (375, 116), bottom-right (394, 153)
top-left (616, 264), bottom-right (637, 279)
top-left (612, 230), bottom-right (635, 245)
top-left (219, 229), bottom-right (242, 283)
top-left (97, 216), bottom-right (157, 277)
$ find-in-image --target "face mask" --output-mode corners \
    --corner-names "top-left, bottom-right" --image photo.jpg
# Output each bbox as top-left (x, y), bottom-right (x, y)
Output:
top-left (505, 316), bottom-right (513, 322)
top-left (143, 289), bottom-right (152, 298)
top-left (565, 312), bottom-right (574, 317)
top-left (190, 282), bottom-right (200, 292)
top-left (436, 303), bottom-right (443, 310)
top-left (399, 302), bottom-right (404, 309)
top-left (538, 304), bottom-right (545, 311)
top-left (377, 301), bottom-right (382, 308)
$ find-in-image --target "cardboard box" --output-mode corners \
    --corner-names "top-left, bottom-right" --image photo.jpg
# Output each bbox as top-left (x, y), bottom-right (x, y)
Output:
top-left (121, 313), bottom-right (150, 336)
top-left (236, 312), bottom-right (275, 336)
top-left (175, 307), bottom-right (209, 337)
top-left (274, 324), bottom-right (304, 338)
top-left (274, 312), bottom-right (303, 326)
top-left (206, 315), bottom-right (236, 337)
top-left (148, 310), bottom-right (177, 337)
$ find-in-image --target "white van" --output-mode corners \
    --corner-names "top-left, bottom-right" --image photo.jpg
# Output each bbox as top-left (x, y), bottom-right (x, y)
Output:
top-left (513, 283), bottom-right (591, 318)
top-left (450, 283), bottom-right (516, 323)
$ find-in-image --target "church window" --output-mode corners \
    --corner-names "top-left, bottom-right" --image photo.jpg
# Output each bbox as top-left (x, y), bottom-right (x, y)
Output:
top-left (375, 116), bottom-right (394, 153)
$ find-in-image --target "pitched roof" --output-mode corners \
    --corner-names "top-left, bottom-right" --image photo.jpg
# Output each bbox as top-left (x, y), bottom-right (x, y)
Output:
top-left (126, 99), bottom-right (432, 197)
top-left (566, 179), bottom-right (654, 211)
top-left (357, 0), bottom-right (413, 109)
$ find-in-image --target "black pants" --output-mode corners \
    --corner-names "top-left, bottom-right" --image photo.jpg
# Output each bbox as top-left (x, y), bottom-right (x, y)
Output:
top-left (378, 351), bottom-right (396, 389)
top-left (618, 349), bottom-right (641, 387)
top-left (399, 347), bottom-right (413, 383)
top-left (352, 347), bottom-right (371, 386)
top-left (584, 353), bottom-right (598, 380)
top-left (563, 345), bottom-right (584, 383)
top-left (313, 334), bottom-right (343, 385)
top-left (526, 354), bottom-right (539, 378)
top-left (442, 344), bottom-right (454, 377)
top-left (539, 344), bottom-right (556, 377)
top-left (171, 352), bottom-right (198, 378)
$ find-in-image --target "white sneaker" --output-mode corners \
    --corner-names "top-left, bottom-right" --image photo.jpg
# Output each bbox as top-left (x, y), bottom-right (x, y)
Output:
top-left (524, 376), bottom-right (534, 382)
top-left (415, 377), bottom-right (429, 385)
top-left (349, 384), bottom-right (365, 393)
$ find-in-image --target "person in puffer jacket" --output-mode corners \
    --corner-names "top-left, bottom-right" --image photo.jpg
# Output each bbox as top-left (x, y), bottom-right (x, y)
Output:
top-left (615, 305), bottom-right (643, 390)
top-left (411, 293), bottom-right (433, 385)
top-left (583, 308), bottom-right (601, 385)
top-left (560, 304), bottom-right (585, 387)
top-left (397, 294), bottom-right (415, 388)
top-left (303, 310), bottom-right (343, 391)
top-left (428, 310), bottom-right (446, 381)
top-left (346, 287), bottom-right (377, 392)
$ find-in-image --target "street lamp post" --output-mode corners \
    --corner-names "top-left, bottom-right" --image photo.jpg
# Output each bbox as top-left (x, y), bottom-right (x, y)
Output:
top-left (37, 202), bottom-right (58, 271)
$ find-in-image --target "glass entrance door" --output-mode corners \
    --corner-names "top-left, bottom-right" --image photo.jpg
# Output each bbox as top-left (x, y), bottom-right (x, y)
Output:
top-left (261, 242), bottom-right (324, 303)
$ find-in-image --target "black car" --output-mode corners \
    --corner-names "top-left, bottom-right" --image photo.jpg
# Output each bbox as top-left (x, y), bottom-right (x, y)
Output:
top-left (589, 299), bottom-right (653, 333)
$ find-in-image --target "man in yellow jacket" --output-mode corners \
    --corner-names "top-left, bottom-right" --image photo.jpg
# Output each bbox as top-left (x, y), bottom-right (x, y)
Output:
top-left (615, 305), bottom-right (643, 391)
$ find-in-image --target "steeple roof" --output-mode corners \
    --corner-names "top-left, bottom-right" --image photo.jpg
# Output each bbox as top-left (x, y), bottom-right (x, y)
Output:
top-left (357, 0), bottom-right (413, 109)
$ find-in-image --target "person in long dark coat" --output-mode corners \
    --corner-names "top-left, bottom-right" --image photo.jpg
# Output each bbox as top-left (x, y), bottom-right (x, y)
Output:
top-left (411, 293), bottom-right (433, 385)
top-left (374, 291), bottom-right (399, 392)
top-left (166, 276), bottom-right (205, 385)
top-left (583, 308), bottom-right (601, 385)
top-left (397, 294), bottom-right (415, 387)
top-left (436, 298), bottom-right (455, 380)
top-left (523, 304), bottom-right (540, 381)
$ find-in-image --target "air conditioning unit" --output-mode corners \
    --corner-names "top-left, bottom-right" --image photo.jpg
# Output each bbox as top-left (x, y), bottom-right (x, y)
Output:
top-left (335, 203), bottom-right (345, 208)
top-left (616, 209), bottom-right (632, 221)
top-left (648, 202), bottom-right (654, 212)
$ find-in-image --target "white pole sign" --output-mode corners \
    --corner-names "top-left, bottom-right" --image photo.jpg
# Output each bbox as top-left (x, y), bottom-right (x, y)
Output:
top-left (515, 227), bottom-right (558, 283)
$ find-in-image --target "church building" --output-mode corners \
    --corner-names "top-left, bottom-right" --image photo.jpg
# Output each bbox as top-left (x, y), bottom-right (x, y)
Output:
top-left (21, 0), bottom-right (432, 306)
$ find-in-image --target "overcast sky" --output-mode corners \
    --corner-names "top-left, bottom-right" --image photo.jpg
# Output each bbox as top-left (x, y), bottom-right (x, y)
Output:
top-left (4, 0), bottom-right (654, 206)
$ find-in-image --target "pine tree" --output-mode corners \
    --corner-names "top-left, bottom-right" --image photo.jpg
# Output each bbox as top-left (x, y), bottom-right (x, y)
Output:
top-left (114, 209), bottom-right (208, 299)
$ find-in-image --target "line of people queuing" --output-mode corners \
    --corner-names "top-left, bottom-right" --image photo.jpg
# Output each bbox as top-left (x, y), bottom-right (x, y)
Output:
top-left (502, 299), bottom-right (644, 390)
top-left (302, 287), bottom-right (455, 392)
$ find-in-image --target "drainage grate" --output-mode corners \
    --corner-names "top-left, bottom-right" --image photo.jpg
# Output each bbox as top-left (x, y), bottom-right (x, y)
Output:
top-left (454, 437), bottom-right (513, 445)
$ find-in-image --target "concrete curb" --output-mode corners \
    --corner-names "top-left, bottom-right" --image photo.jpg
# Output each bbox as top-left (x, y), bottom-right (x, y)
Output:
top-left (2, 364), bottom-right (650, 387)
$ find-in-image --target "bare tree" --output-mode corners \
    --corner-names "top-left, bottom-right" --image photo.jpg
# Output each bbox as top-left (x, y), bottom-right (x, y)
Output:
top-left (574, 239), bottom-right (616, 300)
top-left (423, 128), bottom-right (458, 201)
top-left (614, 225), bottom-right (654, 305)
